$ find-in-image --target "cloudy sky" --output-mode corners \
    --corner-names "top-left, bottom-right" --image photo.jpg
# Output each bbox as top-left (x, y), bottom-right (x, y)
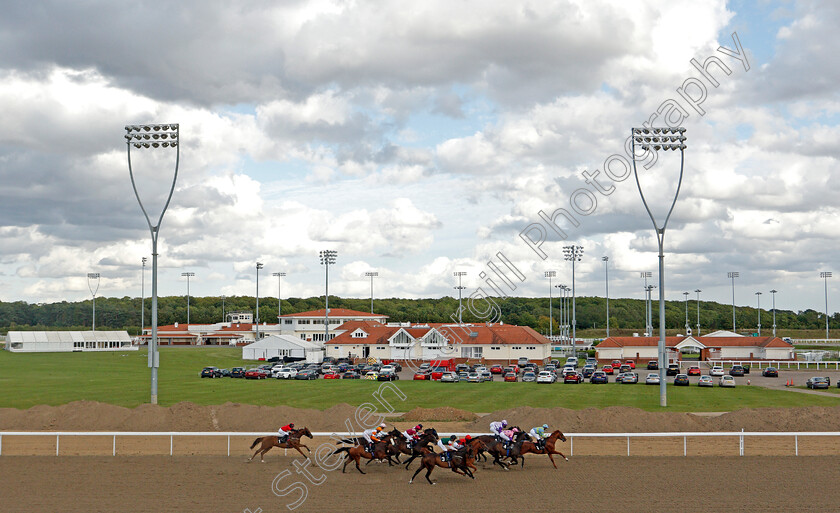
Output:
top-left (1, 0), bottom-right (838, 315)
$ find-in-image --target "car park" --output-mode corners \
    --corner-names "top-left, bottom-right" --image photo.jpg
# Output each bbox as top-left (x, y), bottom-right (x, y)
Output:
top-left (719, 375), bottom-right (736, 388)
top-left (762, 367), bottom-right (779, 377)
top-left (563, 372), bottom-right (583, 384)
top-left (201, 367), bottom-right (220, 378)
top-left (806, 377), bottom-right (830, 389)
top-left (467, 372), bottom-right (481, 383)
top-left (457, 371), bottom-right (469, 381)
top-left (646, 360), bottom-right (658, 370)
top-left (602, 365), bottom-right (615, 375)
top-left (590, 371), bottom-right (608, 384)
top-left (503, 366), bottom-right (517, 375)
top-left (697, 375), bottom-right (714, 387)
top-left (625, 360), bottom-right (636, 369)
top-left (566, 357), bottom-right (579, 368)
top-left (645, 373), bottom-right (660, 385)
top-left (561, 365), bottom-right (575, 376)
top-left (490, 365), bottom-right (504, 374)
top-left (413, 371), bottom-right (430, 380)
top-left (687, 366), bottom-right (701, 376)
top-left (618, 364), bottom-right (631, 374)
top-left (729, 365), bottom-right (745, 377)
top-left (536, 371), bottom-right (555, 384)
top-left (611, 360), bottom-right (622, 370)
top-left (674, 374), bottom-right (690, 386)
top-left (380, 365), bottom-right (395, 374)
top-left (504, 372), bottom-right (518, 382)
top-left (295, 369), bottom-right (318, 380)
top-left (440, 372), bottom-right (459, 383)
top-left (244, 368), bottom-right (264, 379)
top-left (342, 371), bottom-right (360, 379)
top-left (621, 372), bottom-right (638, 384)
top-left (666, 364), bottom-right (680, 376)
top-left (710, 366), bottom-right (725, 377)
top-left (230, 367), bottom-right (245, 378)
top-left (582, 366), bottom-right (595, 378)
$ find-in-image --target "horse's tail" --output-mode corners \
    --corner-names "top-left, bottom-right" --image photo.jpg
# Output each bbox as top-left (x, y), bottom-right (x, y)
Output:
top-left (331, 446), bottom-right (351, 455)
top-left (250, 437), bottom-right (263, 449)
top-left (336, 438), bottom-right (355, 444)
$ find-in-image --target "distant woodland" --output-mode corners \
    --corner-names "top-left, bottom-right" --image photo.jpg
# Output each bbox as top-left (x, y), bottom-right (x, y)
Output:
top-left (0, 295), bottom-right (836, 337)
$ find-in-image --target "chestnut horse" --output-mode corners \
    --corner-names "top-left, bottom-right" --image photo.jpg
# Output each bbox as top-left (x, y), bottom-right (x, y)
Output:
top-left (248, 427), bottom-right (313, 462)
top-left (331, 437), bottom-right (396, 474)
top-left (511, 430), bottom-right (568, 469)
top-left (408, 440), bottom-right (485, 485)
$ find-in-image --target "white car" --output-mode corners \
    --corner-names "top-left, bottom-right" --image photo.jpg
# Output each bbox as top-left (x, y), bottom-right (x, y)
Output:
top-left (474, 366), bottom-right (488, 374)
top-left (380, 365), bottom-right (395, 374)
top-left (566, 357), bottom-right (579, 368)
top-left (536, 371), bottom-right (555, 384)
top-left (710, 366), bottom-right (725, 377)
top-left (645, 373), bottom-right (660, 385)
top-left (719, 375), bottom-right (736, 387)
top-left (273, 367), bottom-right (297, 379)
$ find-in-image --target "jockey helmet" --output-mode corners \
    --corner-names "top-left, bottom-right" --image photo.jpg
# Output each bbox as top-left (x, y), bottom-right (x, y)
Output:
top-left (501, 419), bottom-right (508, 427)
top-left (542, 424), bottom-right (549, 430)
top-left (449, 435), bottom-right (457, 442)
top-left (465, 435), bottom-right (472, 441)
top-left (289, 423), bottom-right (294, 428)
top-left (416, 424), bottom-right (423, 429)
top-left (376, 426), bottom-right (383, 431)
top-left (380, 423), bottom-right (387, 428)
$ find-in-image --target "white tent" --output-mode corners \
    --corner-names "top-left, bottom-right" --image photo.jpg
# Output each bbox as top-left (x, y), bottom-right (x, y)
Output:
top-left (5, 331), bottom-right (136, 352)
top-left (241, 335), bottom-right (323, 363)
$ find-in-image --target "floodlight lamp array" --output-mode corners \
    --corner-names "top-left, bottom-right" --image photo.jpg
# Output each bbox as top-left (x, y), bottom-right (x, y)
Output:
top-left (124, 124), bottom-right (179, 149)
top-left (319, 250), bottom-right (337, 265)
top-left (632, 127), bottom-right (686, 151)
top-left (562, 245), bottom-right (584, 261)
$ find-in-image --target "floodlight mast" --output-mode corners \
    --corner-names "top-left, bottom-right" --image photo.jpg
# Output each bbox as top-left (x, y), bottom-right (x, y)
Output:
top-left (695, 289), bottom-right (702, 335)
top-left (126, 123), bottom-right (180, 405)
top-left (631, 126), bottom-right (686, 408)
top-left (453, 272), bottom-right (467, 325)
top-left (365, 271), bottom-right (379, 314)
top-left (181, 272), bottom-right (195, 325)
top-left (545, 271), bottom-right (556, 338)
top-left (320, 250), bottom-right (337, 343)
top-left (563, 245), bottom-right (584, 356)
top-left (770, 289), bottom-right (777, 337)
top-left (821, 272), bottom-right (832, 340)
top-left (602, 257), bottom-right (610, 337)
top-left (255, 263), bottom-right (263, 342)
top-left (273, 272), bottom-right (286, 322)
top-left (141, 257), bottom-right (147, 341)
top-left (728, 272), bottom-right (739, 331)
top-left (87, 273), bottom-right (100, 331)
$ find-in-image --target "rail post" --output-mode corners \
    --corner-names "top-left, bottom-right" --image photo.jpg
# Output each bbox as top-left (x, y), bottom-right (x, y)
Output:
top-left (227, 435), bottom-right (230, 457)
top-left (683, 436), bottom-right (686, 456)
top-left (170, 435), bottom-right (173, 456)
top-left (739, 429), bottom-right (744, 456)
top-left (795, 435), bottom-right (798, 456)
top-left (113, 435), bottom-right (116, 456)
top-left (56, 434), bottom-right (60, 456)
top-left (570, 436), bottom-right (574, 456)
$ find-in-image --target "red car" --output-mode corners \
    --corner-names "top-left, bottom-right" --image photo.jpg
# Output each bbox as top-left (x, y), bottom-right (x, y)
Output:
top-left (687, 366), bottom-right (701, 376)
top-left (430, 367), bottom-right (448, 381)
top-left (323, 372), bottom-right (342, 379)
top-left (490, 365), bottom-right (504, 375)
top-left (625, 360), bottom-right (636, 369)
top-left (611, 360), bottom-right (622, 369)
top-left (602, 365), bottom-right (615, 375)
top-left (244, 369), bottom-right (264, 379)
top-left (504, 372), bottom-right (518, 382)
top-left (564, 372), bottom-right (583, 384)
top-left (413, 371), bottom-right (429, 380)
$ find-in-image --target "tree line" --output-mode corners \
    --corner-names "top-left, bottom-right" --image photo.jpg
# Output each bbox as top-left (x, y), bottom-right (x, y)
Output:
top-left (0, 294), bottom-right (836, 337)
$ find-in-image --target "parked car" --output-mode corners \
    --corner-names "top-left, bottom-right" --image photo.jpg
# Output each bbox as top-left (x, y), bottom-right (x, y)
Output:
top-left (590, 370), bottom-right (608, 384)
top-left (503, 366), bottom-right (517, 375)
top-left (379, 365), bottom-right (396, 374)
top-left (566, 357), bottom-right (579, 368)
top-left (624, 360), bottom-right (636, 369)
top-left (674, 374), bottom-right (690, 386)
top-left (490, 365), bottom-right (504, 375)
top-left (440, 372), bottom-right (459, 383)
top-left (521, 371), bottom-right (537, 383)
top-left (537, 371), bottom-right (555, 384)
top-left (719, 375), bottom-right (736, 388)
top-left (342, 371), bottom-right (360, 379)
top-left (563, 372), bottom-right (583, 384)
top-left (611, 359), bottom-right (622, 369)
top-left (582, 366), bottom-right (596, 378)
top-left (244, 368), bottom-right (264, 379)
top-left (480, 371), bottom-right (493, 382)
top-left (762, 367), bottom-right (779, 377)
top-left (729, 365), bottom-right (745, 377)
top-left (687, 366), bottom-right (701, 376)
top-left (363, 371), bottom-right (378, 380)
top-left (413, 371), bottom-right (430, 380)
top-left (323, 372), bottom-right (342, 379)
top-left (273, 367), bottom-right (297, 379)
top-left (504, 372), bottom-right (518, 382)
top-left (619, 364), bottom-right (632, 374)
top-left (621, 372), bottom-right (639, 384)
top-left (457, 371), bottom-right (470, 381)
top-left (295, 369), bottom-right (318, 380)
top-left (518, 357), bottom-right (530, 366)
top-left (455, 364), bottom-right (470, 373)
top-left (467, 372), bottom-right (481, 383)
top-left (602, 365), bottom-right (615, 375)
top-left (219, 368), bottom-right (231, 377)
top-left (377, 371), bottom-right (398, 382)
top-left (431, 367), bottom-right (449, 381)
top-left (645, 373), bottom-right (660, 385)
top-left (710, 366), bottom-right (725, 377)
top-left (230, 367), bottom-right (246, 378)
top-left (666, 364), bottom-right (680, 376)
top-left (201, 366), bottom-right (220, 378)
top-left (585, 357), bottom-right (598, 367)
top-left (646, 360), bottom-right (659, 370)
top-left (806, 376), bottom-right (830, 389)
top-left (697, 375), bottom-right (714, 387)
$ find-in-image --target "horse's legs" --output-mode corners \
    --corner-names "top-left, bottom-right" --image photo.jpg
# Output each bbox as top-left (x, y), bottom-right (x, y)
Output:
top-left (409, 464), bottom-right (424, 484)
top-left (354, 455), bottom-right (366, 475)
top-left (298, 443), bottom-right (311, 454)
top-left (404, 454), bottom-right (418, 470)
top-left (291, 445), bottom-right (308, 459)
top-left (547, 452), bottom-right (557, 469)
top-left (342, 455), bottom-right (349, 473)
top-left (549, 447), bottom-right (569, 461)
top-left (424, 464), bottom-right (434, 485)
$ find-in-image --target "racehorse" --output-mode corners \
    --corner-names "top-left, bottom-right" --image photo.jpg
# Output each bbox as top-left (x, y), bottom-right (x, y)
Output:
top-left (514, 429), bottom-right (568, 469)
top-left (391, 428), bottom-right (440, 470)
top-left (248, 427), bottom-right (313, 462)
top-left (331, 438), bottom-right (398, 474)
top-left (408, 440), bottom-right (486, 485)
top-left (468, 427), bottom-right (527, 469)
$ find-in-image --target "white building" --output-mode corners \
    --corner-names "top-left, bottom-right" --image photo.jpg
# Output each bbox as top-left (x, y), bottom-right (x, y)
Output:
top-left (279, 308), bottom-right (389, 342)
top-left (595, 334), bottom-right (794, 362)
top-left (241, 335), bottom-right (323, 363)
top-left (5, 331), bottom-right (136, 352)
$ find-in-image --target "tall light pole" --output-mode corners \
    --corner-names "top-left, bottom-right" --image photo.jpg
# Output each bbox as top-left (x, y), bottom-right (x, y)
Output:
top-left (126, 122), bottom-right (179, 405)
top-left (141, 257), bottom-right (147, 340)
top-left (556, 284), bottom-right (566, 340)
top-left (602, 256), bottom-right (610, 337)
top-left (632, 125), bottom-right (686, 408)
top-left (683, 291), bottom-right (689, 334)
top-left (255, 263), bottom-right (263, 342)
top-left (755, 291), bottom-right (762, 336)
top-left (563, 245), bottom-right (584, 356)
top-left (453, 271), bottom-right (467, 325)
top-left (728, 272), bottom-right (739, 331)
top-left (545, 271), bottom-right (556, 337)
top-left (770, 289), bottom-right (777, 337)
top-left (646, 285), bottom-right (656, 336)
top-left (365, 271), bottom-right (379, 314)
top-left (87, 273), bottom-right (100, 331)
top-left (320, 250), bottom-right (337, 343)
top-left (641, 272), bottom-right (652, 334)
top-left (273, 272), bottom-right (286, 323)
top-left (221, 295), bottom-right (226, 322)
top-left (181, 272), bottom-right (195, 325)
top-left (694, 289), bottom-right (701, 336)
top-left (821, 272), bottom-right (832, 340)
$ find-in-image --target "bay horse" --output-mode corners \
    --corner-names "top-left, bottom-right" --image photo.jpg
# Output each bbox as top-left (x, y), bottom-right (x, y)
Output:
top-left (248, 427), bottom-right (313, 462)
top-left (468, 427), bottom-right (526, 469)
top-left (390, 428), bottom-right (440, 470)
top-left (515, 429), bottom-right (568, 469)
top-left (331, 438), bottom-right (396, 474)
top-left (408, 440), bottom-right (485, 485)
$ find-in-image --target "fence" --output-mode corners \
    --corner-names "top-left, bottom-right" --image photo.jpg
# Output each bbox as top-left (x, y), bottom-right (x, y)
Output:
top-left (684, 360), bottom-right (840, 370)
top-left (1, 431), bottom-right (839, 457)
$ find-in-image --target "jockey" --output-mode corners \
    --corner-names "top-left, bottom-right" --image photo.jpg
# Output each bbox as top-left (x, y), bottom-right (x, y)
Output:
top-left (414, 424), bottom-right (424, 434)
top-left (489, 419), bottom-right (508, 441)
top-left (457, 434), bottom-right (472, 446)
top-left (362, 426), bottom-right (384, 452)
top-left (277, 423), bottom-right (294, 441)
top-left (529, 424), bottom-right (550, 447)
top-left (403, 427), bottom-right (417, 444)
top-left (436, 435), bottom-right (459, 463)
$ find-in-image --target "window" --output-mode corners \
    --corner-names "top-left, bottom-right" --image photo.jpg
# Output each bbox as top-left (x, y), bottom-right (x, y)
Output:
top-left (284, 320), bottom-right (293, 325)
top-left (352, 330), bottom-right (367, 338)
top-left (460, 347), bottom-right (482, 358)
top-left (376, 346), bottom-right (386, 350)
top-left (490, 346), bottom-right (501, 351)
top-left (334, 346), bottom-right (339, 350)
top-left (526, 346), bottom-right (536, 350)
top-left (10, 342), bottom-right (22, 349)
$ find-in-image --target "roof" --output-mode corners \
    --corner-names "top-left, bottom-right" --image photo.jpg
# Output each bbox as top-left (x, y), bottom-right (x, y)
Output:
top-left (7, 331), bottom-right (132, 343)
top-left (328, 323), bottom-right (550, 346)
top-left (245, 335), bottom-right (322, 350)
top-left (280, 308), bottom-right (388, 319)
top-left (704, 330), bottom-right (744, 338)
top-left (599, 335), bottom-right (790, 349)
